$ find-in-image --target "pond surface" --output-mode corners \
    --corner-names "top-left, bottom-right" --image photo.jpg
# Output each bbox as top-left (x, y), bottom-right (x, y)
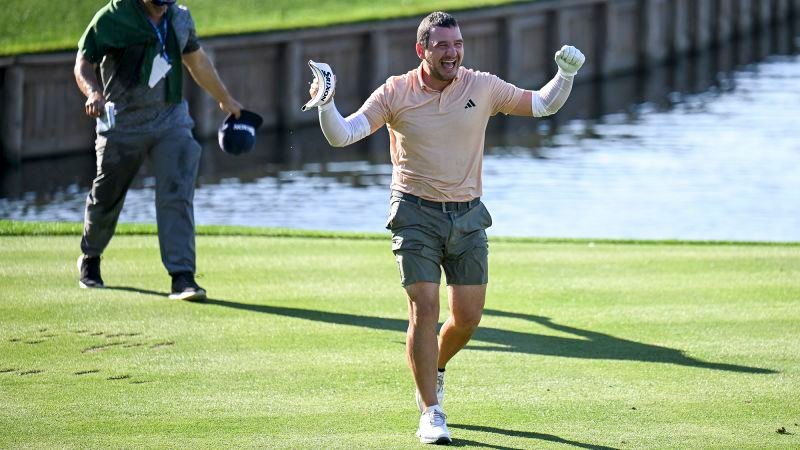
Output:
top-left (2, 27), bottom-right (799, 241)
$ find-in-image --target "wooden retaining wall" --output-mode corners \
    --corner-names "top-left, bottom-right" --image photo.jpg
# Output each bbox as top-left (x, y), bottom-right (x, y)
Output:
top-left (1, 0), bottom-right (798, 162)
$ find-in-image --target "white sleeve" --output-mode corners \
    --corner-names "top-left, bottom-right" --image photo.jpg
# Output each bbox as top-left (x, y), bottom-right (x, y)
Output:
top-left (531, 69), bottom-right (574, 117)
top-left (318, 101), bottom-right (372, 147)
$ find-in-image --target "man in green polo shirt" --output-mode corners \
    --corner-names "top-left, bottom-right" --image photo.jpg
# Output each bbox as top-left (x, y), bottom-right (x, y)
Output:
top-left (74, 0), bottom-right (243, 301)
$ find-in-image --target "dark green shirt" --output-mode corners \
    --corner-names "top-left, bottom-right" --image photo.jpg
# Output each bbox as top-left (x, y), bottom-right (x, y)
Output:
top-left (78, 1), bottom-right (200, 133)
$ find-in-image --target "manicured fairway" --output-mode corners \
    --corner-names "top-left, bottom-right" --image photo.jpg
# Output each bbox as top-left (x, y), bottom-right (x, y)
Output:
top-left (1, 223), bottom-right (799, 448)
top-left (1, 0), bottom-right (534, 55)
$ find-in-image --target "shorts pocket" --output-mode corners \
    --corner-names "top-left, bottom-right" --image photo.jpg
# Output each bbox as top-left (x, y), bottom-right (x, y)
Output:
top-left (385, 199), bottom-right (401, 230)
top-left (479, 203), bottom-right (493, 229)
top-left (391, 234), bottom-right (424, 252)
top-left (386, 199), bottom-right (421, 230)
top-left (458, 202), bottom-right (492, 234)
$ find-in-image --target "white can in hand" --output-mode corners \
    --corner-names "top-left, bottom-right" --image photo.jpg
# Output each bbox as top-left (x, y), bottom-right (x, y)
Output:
top-left (96, 101), bottom-right (116, 132)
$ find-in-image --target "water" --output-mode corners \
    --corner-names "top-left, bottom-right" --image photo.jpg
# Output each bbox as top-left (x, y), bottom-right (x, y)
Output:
top-left (2, 28), bottom-right (799, 241)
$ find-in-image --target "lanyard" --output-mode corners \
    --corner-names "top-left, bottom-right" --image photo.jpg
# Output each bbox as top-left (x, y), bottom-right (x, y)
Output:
top-left (148, 18), bottom-right (170, 63)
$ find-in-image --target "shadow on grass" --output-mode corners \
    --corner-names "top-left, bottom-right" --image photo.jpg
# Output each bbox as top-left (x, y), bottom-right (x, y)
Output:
top-left (201, 299), bottom-right (776, 374)
top-left (449, 424), bottom-right (620, 450)
top-left (446, 438), bottom-right (521, 450)
top-left (475, 309), bottom-right (776, 374)
top-left (105, 286), bottom-right (166, 297)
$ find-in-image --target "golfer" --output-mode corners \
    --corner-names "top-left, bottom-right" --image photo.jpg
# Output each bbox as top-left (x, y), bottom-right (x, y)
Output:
top-left (308, 11), bottom-right (584, 444)
top-left (74, 0), bottom-right (243, 300)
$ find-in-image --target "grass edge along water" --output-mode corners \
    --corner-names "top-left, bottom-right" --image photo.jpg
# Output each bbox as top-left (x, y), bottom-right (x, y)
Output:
top-left (1, 219), bottom-right (799, 246)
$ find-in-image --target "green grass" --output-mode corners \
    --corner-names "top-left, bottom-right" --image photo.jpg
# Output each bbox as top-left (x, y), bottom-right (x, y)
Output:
top-left (1, 221), bottom-right (799, 448)
top-left (0, 0), bottom-right (534, 56)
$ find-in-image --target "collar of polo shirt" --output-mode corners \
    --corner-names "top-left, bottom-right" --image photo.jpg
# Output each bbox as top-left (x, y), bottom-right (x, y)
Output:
top-left (417, 63), bottom-right (461, 93)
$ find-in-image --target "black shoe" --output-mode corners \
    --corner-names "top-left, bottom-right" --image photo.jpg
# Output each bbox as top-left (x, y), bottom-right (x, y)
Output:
top-left (77, 255), bottom-right (104, 289)
top-left (169, 272), bottom-right (207, 301)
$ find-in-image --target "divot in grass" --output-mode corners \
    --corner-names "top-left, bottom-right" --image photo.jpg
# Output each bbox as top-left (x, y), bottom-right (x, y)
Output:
top-left (105, 332), bottom-right (143, 338)
top-left (82, 342), bottom-right (124, 353)
top-left (107, 374), bottom-right (131, 381)
top-left (149, 341), bottom-right (175, 349)
top-left (122, 343), bottom-right (146, 348)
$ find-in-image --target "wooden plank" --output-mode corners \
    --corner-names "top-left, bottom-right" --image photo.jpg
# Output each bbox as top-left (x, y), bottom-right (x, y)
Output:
top-left (506, 13), bottom-right (551, 87)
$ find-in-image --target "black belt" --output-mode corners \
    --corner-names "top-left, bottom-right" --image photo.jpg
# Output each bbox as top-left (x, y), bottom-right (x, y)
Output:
top-left (392, 190), bottom-right (480, 213)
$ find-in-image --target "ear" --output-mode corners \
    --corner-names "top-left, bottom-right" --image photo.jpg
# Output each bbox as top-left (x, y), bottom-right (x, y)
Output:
top-left (415, 42), bottom-right (425, 60)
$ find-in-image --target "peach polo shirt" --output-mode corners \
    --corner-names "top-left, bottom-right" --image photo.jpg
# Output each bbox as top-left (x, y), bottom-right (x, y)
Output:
top-left (357, 64), bottom-right (525, 202)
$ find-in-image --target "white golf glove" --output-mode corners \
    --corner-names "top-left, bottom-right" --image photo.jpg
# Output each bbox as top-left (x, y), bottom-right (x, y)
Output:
top-left (554, 45), bottom-right (585, 76)
top-left (302, 60), bottom-right (336, 111)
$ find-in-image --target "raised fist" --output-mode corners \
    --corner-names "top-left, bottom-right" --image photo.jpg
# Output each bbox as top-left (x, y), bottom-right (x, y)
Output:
top-left (554, 45), bottom-right (585, 76)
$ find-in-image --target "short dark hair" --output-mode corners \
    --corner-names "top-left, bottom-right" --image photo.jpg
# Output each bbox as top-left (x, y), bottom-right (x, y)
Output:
top-left (417, 12), bottom-right (459, 49)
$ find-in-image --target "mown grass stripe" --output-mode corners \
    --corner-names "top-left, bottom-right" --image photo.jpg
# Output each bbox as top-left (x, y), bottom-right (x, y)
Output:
top-left (1, 0), bottom-right (537, 56)
top-left (1, 232), bottom-right (798, 448)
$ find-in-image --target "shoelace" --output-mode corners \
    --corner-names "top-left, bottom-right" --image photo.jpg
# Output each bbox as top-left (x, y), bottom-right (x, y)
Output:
top-left (428, 409), bottom-right (447, 426)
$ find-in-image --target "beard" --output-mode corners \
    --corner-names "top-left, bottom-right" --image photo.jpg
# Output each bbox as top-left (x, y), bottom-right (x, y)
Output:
top-left (426, 55), bottom-right (460, 83)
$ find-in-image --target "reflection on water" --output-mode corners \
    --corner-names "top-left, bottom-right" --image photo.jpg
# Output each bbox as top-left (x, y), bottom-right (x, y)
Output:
top-left (2, 25), bottom-right (799, 241)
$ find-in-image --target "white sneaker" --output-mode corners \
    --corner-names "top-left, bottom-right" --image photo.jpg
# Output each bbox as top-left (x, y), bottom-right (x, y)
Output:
top-left (416, 371), bottom-right (445, 412)
top-left (416, 406), bottom-right (451, 444)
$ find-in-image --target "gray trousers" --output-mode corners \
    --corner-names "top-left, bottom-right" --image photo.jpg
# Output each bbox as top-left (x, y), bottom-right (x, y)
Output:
top-left (80, 126), bottom-right (202, 275)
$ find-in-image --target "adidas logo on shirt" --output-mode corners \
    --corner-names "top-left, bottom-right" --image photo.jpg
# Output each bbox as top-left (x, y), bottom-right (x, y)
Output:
top-left (464, 99), bottom-right (476, 109)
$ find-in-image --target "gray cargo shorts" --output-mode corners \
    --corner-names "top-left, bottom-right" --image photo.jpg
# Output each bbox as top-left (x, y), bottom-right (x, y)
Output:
top-left (385, 190), bottom-right (492, 287)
